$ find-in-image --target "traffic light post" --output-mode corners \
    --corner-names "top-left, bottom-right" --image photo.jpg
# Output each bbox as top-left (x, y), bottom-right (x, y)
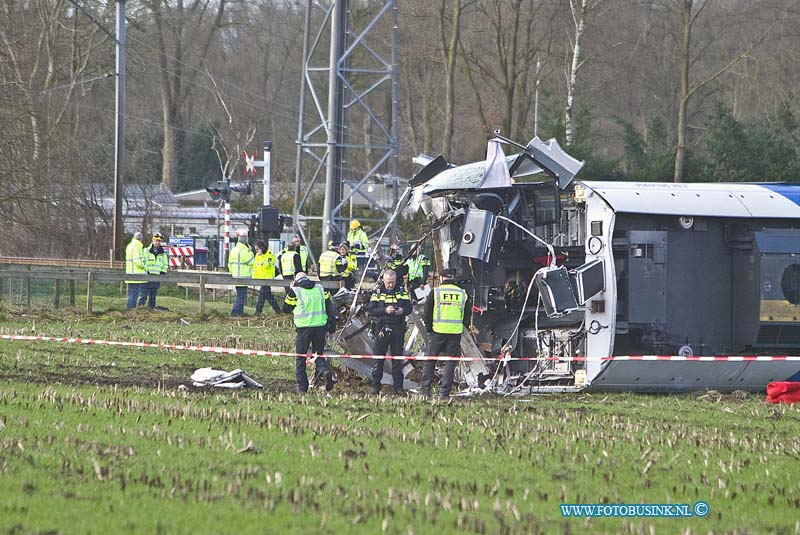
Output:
top-left (205, 180), bottom-right (232, 267)
top-left (204, 144), bottom-right (269, 267)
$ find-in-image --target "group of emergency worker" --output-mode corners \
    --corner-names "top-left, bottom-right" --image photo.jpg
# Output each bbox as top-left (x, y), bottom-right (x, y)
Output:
top-left (125, 219), bottom-right (467, 398)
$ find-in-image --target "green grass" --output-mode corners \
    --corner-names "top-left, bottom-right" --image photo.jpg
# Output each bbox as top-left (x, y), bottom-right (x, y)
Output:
top-left (1, 308), bottom-right (800, 534)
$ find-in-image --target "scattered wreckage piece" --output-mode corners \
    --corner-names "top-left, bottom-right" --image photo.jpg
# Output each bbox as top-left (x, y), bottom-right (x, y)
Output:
top-left (191, 368), bottom-right (263, 389)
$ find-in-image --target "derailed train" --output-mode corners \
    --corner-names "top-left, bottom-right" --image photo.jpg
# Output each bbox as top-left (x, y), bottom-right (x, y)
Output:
top-left (341, 135), bottom-right (800, 393)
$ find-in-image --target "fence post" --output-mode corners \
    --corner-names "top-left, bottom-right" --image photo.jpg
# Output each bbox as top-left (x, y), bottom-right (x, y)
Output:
top-left (54, 279), bottom-right (61, 309)
top-left (26, 265), bottom-right (31, 309)
top-left (69, 280), bottom-right (76, 307)
top-left (199, 274), bottom-right (206, 318)
top-left (86, 272), bottom-right (94, 313)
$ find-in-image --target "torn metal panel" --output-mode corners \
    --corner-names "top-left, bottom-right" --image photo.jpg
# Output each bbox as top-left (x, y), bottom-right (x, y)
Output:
top-left (337, 315), bottom-right (418, 390)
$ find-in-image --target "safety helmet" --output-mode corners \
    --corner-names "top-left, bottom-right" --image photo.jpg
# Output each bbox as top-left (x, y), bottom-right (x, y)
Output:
top-left (152, 233), bottom-right (163, 241)
top-left (237, 229), bottom-right (248, 237)
top-left (294, 271), bottom-right (308, 282)
top-left (350, 219), bottom-right (361, 230)
top-left (328, 240), bottom-right (336, 249)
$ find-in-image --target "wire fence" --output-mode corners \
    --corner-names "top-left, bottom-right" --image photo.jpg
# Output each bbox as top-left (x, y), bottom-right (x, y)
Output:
top-left (0, 276), bottom-right (250, 315)
top-left (0, 264), bottom-right (338, 317)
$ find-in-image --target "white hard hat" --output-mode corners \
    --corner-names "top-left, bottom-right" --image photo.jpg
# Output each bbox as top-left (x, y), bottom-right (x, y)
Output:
top-left (294, 271), bottom-right (307, 282)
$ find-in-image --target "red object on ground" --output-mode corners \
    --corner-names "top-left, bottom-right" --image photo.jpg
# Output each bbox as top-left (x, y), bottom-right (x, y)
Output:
top-left (766, 382), bottom-right (800, 403)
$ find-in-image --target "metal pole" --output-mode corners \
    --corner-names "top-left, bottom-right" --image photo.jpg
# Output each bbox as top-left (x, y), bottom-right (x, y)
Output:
top-left (322, 0), bottom-right (346, 251)
top-left (112, 0), bottom-right (126, 261)
top-left (293, 0), bottom-right (313, 238)
top-left (390, 0), bottom-right (399, 239)
top-left (263, 141), bottom-right (272, 206)
top-left (534, 56), bottom-right (541, 137)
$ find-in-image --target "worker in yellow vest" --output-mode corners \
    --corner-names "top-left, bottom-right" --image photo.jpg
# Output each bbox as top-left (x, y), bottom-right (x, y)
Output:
top-left (405, 243), bottom-right (431, 299)
top-left (228, 230), bottom-right (255, 316)
top-left (283, 272), bottom-right (337, 394)
top-left (338, 242), bottom-right (358, 290)
top-left (421, 268), bottom-right (471, 398)
top-left (279, 243), bottom-right (303, 279)
top-left (319, 240), bottom-right (346, 282)
top-left (254, 240), bottom-right (281, 315)
top-left (139, 233), bottom-right (168, 309)
top-left (125, 231), bottom-right (147, 310)
top-left (279, 235), bottom-right (310, 273)
top-left (347, 220), bottom-right (369, 255)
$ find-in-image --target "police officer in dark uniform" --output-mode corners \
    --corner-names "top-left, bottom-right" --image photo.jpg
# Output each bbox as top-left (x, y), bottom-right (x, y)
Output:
top-left (421, 268), bottom-right (471, 398)
top-left (368, 269), bottom-right (411, 395)
top-left (385, 243), bottom-right (408, 279)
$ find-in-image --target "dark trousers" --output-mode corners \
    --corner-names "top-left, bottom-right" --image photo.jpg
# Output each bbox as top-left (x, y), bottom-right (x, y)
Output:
top-left (295, 326), bottom-right (332, 393)
top-left (421, 332), bottom-right (461, 397)
top-left (231, 286), bottom-right (248, 316)
top-left (371, 326), bottom-right (406, 390)
top-left (255, 284), bottom-right (280, 314)
top-left (126, 283), bottom-right (144, 310)
top-left (138, 281), bottom-right (160, 309)
top-left (341, 275), bottom-right (355, 290)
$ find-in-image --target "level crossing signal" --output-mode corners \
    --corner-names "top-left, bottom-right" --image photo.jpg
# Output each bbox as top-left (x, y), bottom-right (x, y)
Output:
top-left (205, 181), bottom-right (231, 202)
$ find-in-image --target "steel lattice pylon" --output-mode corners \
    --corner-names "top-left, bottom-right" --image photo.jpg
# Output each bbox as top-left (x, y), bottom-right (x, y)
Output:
top-left (293, 0), bottom-right (399, 252)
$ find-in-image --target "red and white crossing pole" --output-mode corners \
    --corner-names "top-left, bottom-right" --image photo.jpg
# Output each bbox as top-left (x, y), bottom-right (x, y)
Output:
top-left (223, 193), bottom-right (230, 267)
top-left (263, 141), bottom-right (272, 207)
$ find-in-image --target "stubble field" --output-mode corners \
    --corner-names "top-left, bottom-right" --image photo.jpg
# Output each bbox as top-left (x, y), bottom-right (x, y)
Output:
top-left (1, 302), bottom-right (799, 534)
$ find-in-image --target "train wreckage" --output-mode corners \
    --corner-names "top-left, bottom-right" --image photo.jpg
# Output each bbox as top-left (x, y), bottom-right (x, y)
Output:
top-left (333, 133), bottom-right (800, 394)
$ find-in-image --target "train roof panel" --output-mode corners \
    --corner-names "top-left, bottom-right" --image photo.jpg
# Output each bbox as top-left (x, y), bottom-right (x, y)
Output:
top-left (579, 181), bottom-right (800, 218)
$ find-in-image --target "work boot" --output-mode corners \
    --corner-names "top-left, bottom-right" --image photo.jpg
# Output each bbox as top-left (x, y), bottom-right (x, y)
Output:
top-left (393, 388), bottom-right (407, 397)
top-left (419, 389), bottom-right (431, 399)
top-left (324, 370), bottom-right (335, 392)
top-left (371, 384), bottom-right (381, 395)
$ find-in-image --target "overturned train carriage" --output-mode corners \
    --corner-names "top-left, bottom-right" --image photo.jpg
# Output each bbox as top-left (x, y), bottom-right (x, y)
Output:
top-left (418, 152), bottom-right (800, 393)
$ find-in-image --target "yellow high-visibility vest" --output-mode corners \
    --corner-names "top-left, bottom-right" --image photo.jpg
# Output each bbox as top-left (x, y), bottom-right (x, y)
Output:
top-left (432, 283), bottom-right (466, 334)
top-left (281, 251), bottom-right (298, 277)
top-left (293, 285), bottom-right (328, 328)
top-left (254, 251), bottom-right (277, 279)
top-left (125, 238), bottom-right (146, 284)
top-left (228, 242), bottom-right (254, 278)
top-left (319, 250), bottom-right (340, 277)
top-left (406, 254), bottom-right (430, 281)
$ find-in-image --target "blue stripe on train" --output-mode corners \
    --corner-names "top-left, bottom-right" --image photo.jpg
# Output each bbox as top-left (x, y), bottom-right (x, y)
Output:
top-left (760, 184), bottom-right (800, 207)
top-left (786, 369), bottom-right (800, 382)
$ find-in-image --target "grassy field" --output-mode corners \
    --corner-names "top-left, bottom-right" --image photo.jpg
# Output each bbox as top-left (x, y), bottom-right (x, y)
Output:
top-left (1, 304), bottom-right (800, 534)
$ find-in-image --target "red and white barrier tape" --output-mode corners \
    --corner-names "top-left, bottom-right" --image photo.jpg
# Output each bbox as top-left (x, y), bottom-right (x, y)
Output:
top-left (2, 334), bottom-right (800, 362)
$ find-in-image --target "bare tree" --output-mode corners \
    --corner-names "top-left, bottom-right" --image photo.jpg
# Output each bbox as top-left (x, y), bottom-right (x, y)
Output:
top-left (134, 0), bottom-right (227, 189)
top-left (205, 66), bottom-right (256, 182)
top-left (564, 0), bottom-right (606, 146)
top-left (439, 0), bottom-right (464, 158)
top-left (672, 0), bottom-right (766, 182)
top-left (460, 0), bottom-right (556, 139)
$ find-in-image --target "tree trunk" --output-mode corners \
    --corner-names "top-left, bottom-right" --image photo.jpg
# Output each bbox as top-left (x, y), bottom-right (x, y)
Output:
top-left (442, 0), bottom-right (462, 159)
top-left (161, 99), bottom-right (180, 188)
top-left (565, 0), bottom-right (587, 147)
top-left (673, 0), bottom-right (692, 183)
